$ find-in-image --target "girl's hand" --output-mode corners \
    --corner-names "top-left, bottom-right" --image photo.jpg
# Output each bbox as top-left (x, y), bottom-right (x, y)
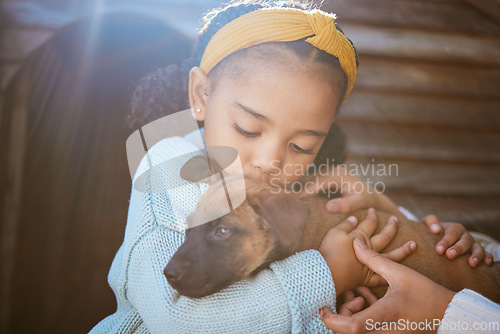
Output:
top-left (299, 166), bottom-right (401, 217)
top-left (320, 239), bottom-right (456, 334)
top-left (420, 215), bottom-right (493, 267)
top-left (318, 208), bottom-right (417, 295)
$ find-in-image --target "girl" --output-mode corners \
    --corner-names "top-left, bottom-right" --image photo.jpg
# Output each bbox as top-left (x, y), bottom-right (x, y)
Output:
top-left (91, 1), bottom-right (492, 333)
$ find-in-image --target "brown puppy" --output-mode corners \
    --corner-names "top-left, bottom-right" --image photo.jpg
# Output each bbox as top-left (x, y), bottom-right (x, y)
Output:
top-left (165, 168), bottom-right (500, 301)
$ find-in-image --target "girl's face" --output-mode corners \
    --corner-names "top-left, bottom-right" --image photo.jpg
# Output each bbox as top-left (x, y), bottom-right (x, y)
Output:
top-left (189, 57), bottom-right (341, 187)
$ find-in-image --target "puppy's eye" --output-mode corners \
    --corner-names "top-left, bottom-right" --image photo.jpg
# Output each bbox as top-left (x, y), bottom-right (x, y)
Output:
top-left (214, 226), bottom-right (231, 238)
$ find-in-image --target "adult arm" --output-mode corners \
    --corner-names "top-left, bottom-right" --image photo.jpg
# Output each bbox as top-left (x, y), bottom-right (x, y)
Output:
top-left (438, 289), bottom-right (500, 334)
top-left (320, 239), bottom-right (500, 334)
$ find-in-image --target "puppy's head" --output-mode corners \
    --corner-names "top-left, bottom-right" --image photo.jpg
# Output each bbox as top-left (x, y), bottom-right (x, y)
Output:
top-left (165, 176), bottom-right (310, 298)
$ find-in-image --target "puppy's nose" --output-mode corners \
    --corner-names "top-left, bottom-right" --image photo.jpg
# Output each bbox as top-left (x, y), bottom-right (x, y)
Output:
top-left (164, 265), bottom-right (183, 283)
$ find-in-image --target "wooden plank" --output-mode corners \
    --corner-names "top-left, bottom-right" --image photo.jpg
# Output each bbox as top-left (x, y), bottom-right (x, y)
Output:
top-left (386, 191), bottom-right (500, 240)
top-left (464, 0), bottom-right (500, 24)
top-left (0, 71), bottom-right (28, 334)
top-left (338, 91), bottom-right (500, 130)
top-left (340, 123), bottom-right (500, 163)
top-left (343, 157), bottom-right (500, 196)
top-left (341, 23), bottom-right (500, 66)
top-left (322, 0), bottom-right (500, 36)
top-left (354, 55), bottom-right (500, 98)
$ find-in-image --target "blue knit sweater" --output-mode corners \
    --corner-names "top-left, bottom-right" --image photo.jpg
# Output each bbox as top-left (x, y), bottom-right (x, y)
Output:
top-left (89, 133), bottom-right (336, 334)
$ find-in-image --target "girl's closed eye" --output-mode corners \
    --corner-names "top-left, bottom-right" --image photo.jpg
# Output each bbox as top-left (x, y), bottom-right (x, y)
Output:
top-left (233, 123), bottom-right (260, 137)
top-left (291, 143), bottom-right (315, 155)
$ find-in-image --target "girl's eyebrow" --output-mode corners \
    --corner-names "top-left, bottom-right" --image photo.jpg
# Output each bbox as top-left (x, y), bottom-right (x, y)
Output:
top-left (300, 129), bottom-right (327, 138)
top-left (233, 101), bottom-right (270, 123)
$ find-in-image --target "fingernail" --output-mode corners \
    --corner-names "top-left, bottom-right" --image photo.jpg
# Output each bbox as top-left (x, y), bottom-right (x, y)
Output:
top-left (327, 203), bottom-right (339, 212)
top-left (430, 224), bottom-right (440, 233)
top-left (437, 245), bottom-right (445, 254)
top-left (391, 215), bottom-right (398, 223)
top-left (355, 237), bottom-right (367, 249)
top-left (347, 216), bottom-right (357, 224)
top-left (486, 257), bottom-right (492, 265)
top-left (448, 249), bottom-right (457, 258)
top-left (368, 207), bottom-right (375, 214)
top-left (319, 308), bottom-right (324, 317)
top-left (471, 257), bottom-right (478, 265)
top-left (410, 241), bottom-right (416, 250)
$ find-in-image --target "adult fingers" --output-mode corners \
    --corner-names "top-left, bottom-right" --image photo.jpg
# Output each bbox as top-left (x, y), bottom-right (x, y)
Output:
top-left (370, 215), bottom-right (398, 252)
top-left (352, 238), bottom-right (401, 284)
top-left (365, 272), bottom-right (388, 288)
top-left (382, 241), bottom-right (417, 263)
top-left (364, 241), bottom-right (417, 287)
top-left (322, 299), bottom-right (400, 334)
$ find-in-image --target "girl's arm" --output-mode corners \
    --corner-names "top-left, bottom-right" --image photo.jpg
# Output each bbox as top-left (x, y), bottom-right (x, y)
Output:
top-left (92, 191), bottom-right (335, 333)
top-left (90, 136), bottom-right (336, 334)
top-left (127, 229), bottom-right (335, 333)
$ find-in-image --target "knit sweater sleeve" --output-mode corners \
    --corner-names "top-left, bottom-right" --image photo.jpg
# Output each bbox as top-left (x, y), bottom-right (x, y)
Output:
top-left (89, 136), bottom-right (336, 334)
top-left (438, 289), bottom-right (500, 334)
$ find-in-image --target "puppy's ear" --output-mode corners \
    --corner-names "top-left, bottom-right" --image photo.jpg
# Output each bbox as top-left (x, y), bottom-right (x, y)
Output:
top-left (180, 155), bottom-right (222, 183)
top-left (248, 190), bottom-right (309, 254)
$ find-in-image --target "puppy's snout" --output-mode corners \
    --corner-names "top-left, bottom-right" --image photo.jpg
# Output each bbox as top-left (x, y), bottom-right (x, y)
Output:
top-left (164, 264), bottom-right (183, 283)
top-left (165, 255), bottom-right (193, 284)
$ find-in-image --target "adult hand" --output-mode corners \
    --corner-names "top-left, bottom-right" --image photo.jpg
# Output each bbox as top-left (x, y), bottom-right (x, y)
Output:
top-left (420, 215), bottom-right (493, 267)
top-left (318, 208), bottom-right (416, 295)
top-left (320, 238), bottom-right (456, 334)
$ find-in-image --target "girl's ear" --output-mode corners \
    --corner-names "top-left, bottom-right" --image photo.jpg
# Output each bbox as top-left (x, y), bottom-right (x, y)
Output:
top-left (188, 67), bottom-right (210, 121)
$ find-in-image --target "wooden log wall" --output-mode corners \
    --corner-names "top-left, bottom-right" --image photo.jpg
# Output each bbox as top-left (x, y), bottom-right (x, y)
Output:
top-left (322, 0), bottom-right (500, 238)
top-left (0, 2), bottom-right (205, 332)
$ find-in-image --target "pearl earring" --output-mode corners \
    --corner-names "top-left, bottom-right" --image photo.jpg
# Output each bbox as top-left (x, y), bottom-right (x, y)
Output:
top-left (196, 108), bottom-right (201, 113)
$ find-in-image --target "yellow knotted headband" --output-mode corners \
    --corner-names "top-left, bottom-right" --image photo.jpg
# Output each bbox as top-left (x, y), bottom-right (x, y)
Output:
top-left (200, 8), bottom-right (357, 99)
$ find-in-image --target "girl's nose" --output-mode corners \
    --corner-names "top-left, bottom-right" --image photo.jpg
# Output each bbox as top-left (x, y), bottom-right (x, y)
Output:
top-left (252, 144), bottom-right (283, 177)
